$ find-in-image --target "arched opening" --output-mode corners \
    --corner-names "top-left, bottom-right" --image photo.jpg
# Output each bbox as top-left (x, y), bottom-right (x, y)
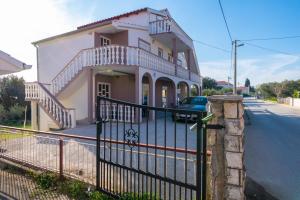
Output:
top-left (177, 81), bottom-right (189, 102)
top-left (155, 77), bottom-right (176, 108)
top-left (191, 84), bottom-right (200, 96)
top-left (142, 73), bottom-right (153, 107)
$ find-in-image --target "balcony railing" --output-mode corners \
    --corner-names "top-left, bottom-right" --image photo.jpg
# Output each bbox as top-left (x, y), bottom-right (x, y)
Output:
top-left (149, 19), bottom-right (172, 35)
top-left (50, 45), bottom-right (200, 95)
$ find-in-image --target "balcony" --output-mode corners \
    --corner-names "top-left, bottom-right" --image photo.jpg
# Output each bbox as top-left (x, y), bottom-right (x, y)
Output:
top-left (50, 45), bottom-right (200, 95)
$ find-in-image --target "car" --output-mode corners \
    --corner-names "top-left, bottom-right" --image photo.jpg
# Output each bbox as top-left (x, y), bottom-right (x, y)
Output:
top-left (173, 96), bottom-right (208, 121)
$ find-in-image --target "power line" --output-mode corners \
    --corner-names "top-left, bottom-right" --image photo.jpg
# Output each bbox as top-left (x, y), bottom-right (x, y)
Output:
top-left (218, 0), bottom-right (233, 42)
top-left (193, 39), bottom-right (231, 53)
top-left (241, 35), bottom-right (300, 42)
top-left (244, 42), bottom-right (299, 57)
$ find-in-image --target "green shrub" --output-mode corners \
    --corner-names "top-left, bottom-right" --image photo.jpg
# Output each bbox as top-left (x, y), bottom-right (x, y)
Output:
top-left (0, 104), bottom-right (7, 121)
top-left (8, 104), bottom-right (24, 121)
top-left (89, 191), bottom-right (113, 200)
top-left (65, 180), bottom-right (88, 199)
top-left (119, 193), bottom-right (160, 200)
top-left (35, 172), bottom-right (58, 189)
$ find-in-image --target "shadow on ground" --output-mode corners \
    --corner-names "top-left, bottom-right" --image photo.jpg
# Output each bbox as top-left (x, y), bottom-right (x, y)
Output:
top-left (0, 160), bottom-right (69, 200)
top-left (245, 176), bottom-right (278, 200)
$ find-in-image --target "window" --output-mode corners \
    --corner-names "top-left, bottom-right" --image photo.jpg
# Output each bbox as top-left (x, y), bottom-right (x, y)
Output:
top-left (158, 48), bottom-right (163, 58)
top-left (138, 39), bottom-right (151, 52)
top-left (168, 53), bottom-right (173, 62)
top-left (100, 36), bottom-right (111, 46)
top-left (97, 82), bottom-right (111, 98)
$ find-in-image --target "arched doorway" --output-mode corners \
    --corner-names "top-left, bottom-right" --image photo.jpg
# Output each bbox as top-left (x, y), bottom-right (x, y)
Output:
top-left (191, 84), bottom-right (200, 96)
top-left (177, 81), bottom-right (189, 102)
top-left (142, 73), bottom-right (153, 107)
top-left (155, 77), bottom-right (176, 108)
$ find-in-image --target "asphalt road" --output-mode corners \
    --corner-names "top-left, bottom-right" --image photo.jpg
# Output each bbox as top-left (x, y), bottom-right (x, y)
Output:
top-left (244, 99), bottom-right (300, 200)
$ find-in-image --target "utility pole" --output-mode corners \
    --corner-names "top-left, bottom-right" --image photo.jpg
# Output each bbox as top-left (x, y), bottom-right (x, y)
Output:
top-left (232, 40), bottom-right (244, 95)
top-left (233, 40), bottom-right (237, 94)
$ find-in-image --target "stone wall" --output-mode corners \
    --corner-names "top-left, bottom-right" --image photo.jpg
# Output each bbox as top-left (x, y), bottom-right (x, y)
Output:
top-left (207, 95), bottom-right (245, 200)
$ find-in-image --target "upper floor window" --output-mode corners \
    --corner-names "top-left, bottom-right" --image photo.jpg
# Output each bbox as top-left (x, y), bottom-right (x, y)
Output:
top-left (138, 38), bottom-right (151, 52)
top-left (100, 36), bottom-right (111, 46)
top-left (158, 48), bottom-right (163, 58)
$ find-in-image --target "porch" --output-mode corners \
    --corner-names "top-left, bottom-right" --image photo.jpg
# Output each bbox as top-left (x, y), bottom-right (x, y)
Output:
top-left (89, 67), bottom-right (201, 123)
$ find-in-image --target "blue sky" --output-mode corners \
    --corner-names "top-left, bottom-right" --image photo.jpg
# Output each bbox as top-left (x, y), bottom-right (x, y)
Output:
top-left (1, 0), bottom-right (300, 85)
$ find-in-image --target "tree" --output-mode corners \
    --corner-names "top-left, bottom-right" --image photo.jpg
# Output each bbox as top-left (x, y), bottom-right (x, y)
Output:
top-left (202, 77), bottom-right (218, 89)
top-left (0, 75), bottom-right (27, 110)
top-left (245, 78), bottom-right (250, 87)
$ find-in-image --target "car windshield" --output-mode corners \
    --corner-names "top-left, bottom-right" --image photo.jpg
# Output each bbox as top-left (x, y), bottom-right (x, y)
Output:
top-left (181, 97), bottom-right (207, 105)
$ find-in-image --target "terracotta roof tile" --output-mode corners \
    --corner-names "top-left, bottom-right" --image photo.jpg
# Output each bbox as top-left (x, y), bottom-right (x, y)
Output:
top-left (77, 8), bottom-right (148, 30)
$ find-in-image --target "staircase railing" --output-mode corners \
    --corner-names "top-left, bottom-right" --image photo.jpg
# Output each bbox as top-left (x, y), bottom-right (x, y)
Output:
top-left (25, 82), bottom-right (76, 129)
top-left (51, 45), bottom-right (200, 96)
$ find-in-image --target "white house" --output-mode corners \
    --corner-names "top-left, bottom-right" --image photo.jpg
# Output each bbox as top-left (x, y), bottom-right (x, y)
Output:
top-left (216, 81), bottom-right (233, 89)
top-left (25, 8), bottom-right (202, 131)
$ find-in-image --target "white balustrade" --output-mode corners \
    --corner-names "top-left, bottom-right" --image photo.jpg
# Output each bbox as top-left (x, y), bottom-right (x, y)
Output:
top-left (177, 66), bottom-right (190, 80)
top-left (99, 103), bottom-right (135, 123)
top-left (25, 82), bottom-right (76, 129)
top-left (51, 45), bottom-right (199, 96)
top-left (190, 72), bottom-right (201, 83)
top-left (149, 19), bottom-right (172, 34)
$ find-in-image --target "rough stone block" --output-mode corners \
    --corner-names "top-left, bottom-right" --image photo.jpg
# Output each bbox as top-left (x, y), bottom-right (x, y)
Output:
top-left (209, 102), bottom-right (223, 117)
top-left (225, 135), bottom-right (242, 152)
top-left (226, 168), bottom-right (240, 185)
top-left (225, 185), bottom-right (244, 200)
top-left (238, 103), bottom-right (244, 118)
top-left (225, 119), bottom-right (244, 135)
top-left (224, 102), bottom-right (238, 118)
top-left (225, 152), bottom-right (243, 169)
top-left (208, 130), bottom-right (217, 146)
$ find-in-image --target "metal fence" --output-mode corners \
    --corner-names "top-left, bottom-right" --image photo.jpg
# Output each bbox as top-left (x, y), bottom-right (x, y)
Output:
top-left (0, 126), bottom-right (97, 185)
top-left (0, 98), bottom-right (213, 200)
top-left (96, 96), bottom-right (209, 200)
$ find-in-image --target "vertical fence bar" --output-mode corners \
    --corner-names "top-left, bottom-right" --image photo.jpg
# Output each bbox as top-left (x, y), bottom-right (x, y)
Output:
top-left (202, 122), bottom-right (207, 200)
top-left (96, 96), bottom-right (101, 190)
top-left (196, 113), bottom-right (203, 200)
top-left (59, 138), bottom-right (64, 179)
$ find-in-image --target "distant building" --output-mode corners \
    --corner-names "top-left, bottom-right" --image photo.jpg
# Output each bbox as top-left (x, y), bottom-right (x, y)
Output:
top-left (237, 86), bottom-right (250, 95)
top-left (216, 81), bottom-right (233, 89)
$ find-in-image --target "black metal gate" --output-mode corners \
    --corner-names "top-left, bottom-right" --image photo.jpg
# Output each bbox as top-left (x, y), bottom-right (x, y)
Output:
top-left (96, 96), bottom-right (208, 200)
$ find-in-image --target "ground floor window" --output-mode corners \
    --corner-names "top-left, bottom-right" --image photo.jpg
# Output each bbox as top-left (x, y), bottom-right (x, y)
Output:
top-left (97, 82), bottom-right (111, 98)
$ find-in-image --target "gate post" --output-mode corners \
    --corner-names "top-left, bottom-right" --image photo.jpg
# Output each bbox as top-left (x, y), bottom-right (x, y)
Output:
top-left (207, 95), bottom-right (245, 200)
top-left (196, 113), bottom-right (203, 200)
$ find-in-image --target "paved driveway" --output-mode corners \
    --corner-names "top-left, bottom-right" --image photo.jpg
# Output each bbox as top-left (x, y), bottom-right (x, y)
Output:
top-left (244, 99), bottom-right (300, 200)
top-left (62, 116), bottom-right (198, 150)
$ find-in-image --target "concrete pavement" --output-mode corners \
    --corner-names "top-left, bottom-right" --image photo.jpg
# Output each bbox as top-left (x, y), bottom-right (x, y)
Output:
top-left (244, 99), bottom-right (300, 200)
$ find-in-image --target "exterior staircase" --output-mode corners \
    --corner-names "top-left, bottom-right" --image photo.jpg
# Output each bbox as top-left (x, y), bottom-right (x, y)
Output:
top-left (25, 82), bottom-right (76, 129)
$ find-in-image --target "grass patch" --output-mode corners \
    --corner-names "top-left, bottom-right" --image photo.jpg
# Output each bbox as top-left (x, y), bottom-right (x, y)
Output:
top-left (0, 132), bottom-right (28, 140)
top-left (264, 97), bottom-right (277, 103)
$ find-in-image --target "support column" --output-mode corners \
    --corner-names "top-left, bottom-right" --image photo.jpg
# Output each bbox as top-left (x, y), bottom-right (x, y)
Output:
top-left (31, 101), bottom-right (38, 130)
top-left (87, 68), bottom-right (93, 123)
top-left (172, 38), bottom-right (178, 75)
top-left (207, 95), bottom-right (245, 200)
top-left (135, 68), bottom-right (142, 122)
top-left (186, 49), bottom-right (191, 80)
